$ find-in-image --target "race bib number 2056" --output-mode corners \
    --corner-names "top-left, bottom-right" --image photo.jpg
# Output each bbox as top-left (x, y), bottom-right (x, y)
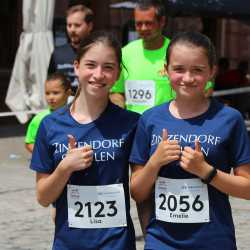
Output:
top-left (155, 177), bottom-right (210, 223)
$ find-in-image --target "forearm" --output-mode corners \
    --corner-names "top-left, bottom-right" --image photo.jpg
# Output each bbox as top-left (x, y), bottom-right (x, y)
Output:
top-left (136, 198), bottom-right (153, 237)
top-left (210, 168), bottom-right (250, 199)
top-left (36, 162), bottom-right (72, 207)
top-left (25, 143), bottom-right (34, 153)
top-left (109, 93), bottom-right (125, 108)
top-left (131, 160), bottom-right (161, 203)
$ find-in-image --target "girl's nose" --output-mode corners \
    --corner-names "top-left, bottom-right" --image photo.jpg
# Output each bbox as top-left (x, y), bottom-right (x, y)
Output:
top-left (93, 66), bottom-right (104, 79)
top-left (183, 71), bottom-right (194, 83)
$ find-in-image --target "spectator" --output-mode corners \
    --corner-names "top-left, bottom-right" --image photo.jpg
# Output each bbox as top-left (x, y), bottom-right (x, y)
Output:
top-left (110, 0), bottom-right (214, 113)
top-left (48, 2), bottom-right (93, 94)
top-left (110, 0), bottom-right (173, 112)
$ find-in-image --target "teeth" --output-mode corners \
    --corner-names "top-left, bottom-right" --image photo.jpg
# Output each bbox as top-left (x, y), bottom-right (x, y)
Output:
top-left (90, 82), bottom-right (106, 87)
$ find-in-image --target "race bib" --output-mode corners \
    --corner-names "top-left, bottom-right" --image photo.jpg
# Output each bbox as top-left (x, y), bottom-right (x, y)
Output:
top-left (125, 80), bottom-right (155, 106)
top-left (155, 177), bottom-right (209, 223)
top-left (67, 184), bottom-right (127, 228)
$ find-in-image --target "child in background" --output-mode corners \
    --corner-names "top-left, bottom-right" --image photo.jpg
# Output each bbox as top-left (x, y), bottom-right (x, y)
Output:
top-left (25, 72), bottom-right (71, 153)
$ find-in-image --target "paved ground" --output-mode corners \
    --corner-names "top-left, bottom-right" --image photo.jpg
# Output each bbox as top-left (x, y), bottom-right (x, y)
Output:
top-left (1, 136), bottom-right (250, 250)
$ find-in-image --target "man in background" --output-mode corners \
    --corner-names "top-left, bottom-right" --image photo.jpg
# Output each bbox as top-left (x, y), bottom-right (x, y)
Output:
top-left (110, 0), bottom-right (173, 113)
top-left (48, 1), bottom-right (93, 94)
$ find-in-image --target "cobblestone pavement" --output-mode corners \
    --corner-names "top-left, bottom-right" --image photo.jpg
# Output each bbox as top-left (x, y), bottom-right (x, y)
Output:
top-left (0, 136), bottom-right (250, 250)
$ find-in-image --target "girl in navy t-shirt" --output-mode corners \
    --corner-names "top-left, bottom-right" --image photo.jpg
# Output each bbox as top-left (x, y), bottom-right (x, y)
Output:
top-left (30, 31), bottom-right (139, 250)
top-left (130, 31), bottom-right (250, 250)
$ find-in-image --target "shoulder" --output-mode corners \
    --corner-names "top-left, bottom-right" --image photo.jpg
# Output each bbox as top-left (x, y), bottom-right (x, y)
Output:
top-left (163, 36), bottom-right (170, 43)
top-left (31, 109), bottom-right (51, 124)
top-left (108, 102), bottom-right (140, 124)
top-left (210, 98), bottom-right (244, 125)
top-left (163, 36), bottom-right (171, 48)
top-left (53, 43), bottom-right (72, 52)
top-left (139, 103), bottom-right (168, 125)
top-left (212, 98), bottom-right (242, 117)
top-left (122, 39), bottom-right (143, 53)
top-left (52, 44), bottom-right (75, 58)
top-left (41, 106), bottom-right (70, 127)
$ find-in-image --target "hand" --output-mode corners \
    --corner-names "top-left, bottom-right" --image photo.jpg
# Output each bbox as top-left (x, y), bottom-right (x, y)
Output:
top-left (62, 134), bottom-right (93, 173)
top-left (149, 129), bottom-right (181, 170)
top-left (180, 140), bottom-right (212, 178)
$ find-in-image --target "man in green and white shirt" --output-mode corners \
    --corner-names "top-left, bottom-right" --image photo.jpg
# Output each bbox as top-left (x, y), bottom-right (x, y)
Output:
top-left (110, 0), bottom-right (173, 114)
top-left (110, 0), bottom-right (213, 114)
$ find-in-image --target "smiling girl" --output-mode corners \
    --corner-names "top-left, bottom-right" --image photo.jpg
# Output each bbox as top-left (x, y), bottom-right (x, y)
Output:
top-left (130, 31), bottom-right (250, 250)
top-left (30, 31), bottom-right (139, 250)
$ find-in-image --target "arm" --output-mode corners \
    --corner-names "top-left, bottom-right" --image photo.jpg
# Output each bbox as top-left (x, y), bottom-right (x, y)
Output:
top-left (130, 163), bottom-right (160, 203)
top-left (36, 135), bottom-right (93, 207)
top-left (180, 141), bottom-right (250, 199)
top-left (25, 143), bottom-right (34, 153)
top-left (130, 129), bottom-right (180, 203)
top-left (36, 164), bottom-right (72, 207)
top-left (210, 164), bottom-right (250, 199)
top-left (109, 93), bottom-right (125, 108)
top-left (136, 196), bottom-right (153, 237)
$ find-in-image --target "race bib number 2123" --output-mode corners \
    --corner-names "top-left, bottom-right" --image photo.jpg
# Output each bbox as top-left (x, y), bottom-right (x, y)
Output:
top-left (67, 184), bottom-right (127, 228)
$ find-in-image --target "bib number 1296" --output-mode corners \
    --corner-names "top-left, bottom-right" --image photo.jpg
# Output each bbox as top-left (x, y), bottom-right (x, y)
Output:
top-left (128, 89), bottom-right (152, 100)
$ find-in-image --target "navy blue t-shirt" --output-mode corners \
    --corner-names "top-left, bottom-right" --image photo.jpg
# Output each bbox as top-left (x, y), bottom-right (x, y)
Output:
top-left (30, 102), bottom-right (139, 250)
top-left (130, 98), bottom-right (250, 250)
top-left (48, 43), bottom-right (78, 93)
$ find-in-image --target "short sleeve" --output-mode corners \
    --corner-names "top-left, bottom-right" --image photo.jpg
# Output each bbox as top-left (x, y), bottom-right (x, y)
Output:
top-left (30, 120), bottom-right (54, 173)
top-left (229, 113), bottom-right (250, 167)
top-left (25, 117), bottom-right (37, 144)
top-left (129, 116), bottom-right (151, 165)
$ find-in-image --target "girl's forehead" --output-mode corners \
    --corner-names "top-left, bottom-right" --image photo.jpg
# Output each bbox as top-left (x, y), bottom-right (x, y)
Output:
top-left (172, 42), bottom-right (205, 53)
top-left (169, 43), bottom-right (208, 61)
top-left (81, 43), bottom-right (118, 62)
top-left (85, 42), bottom-right (111, 52)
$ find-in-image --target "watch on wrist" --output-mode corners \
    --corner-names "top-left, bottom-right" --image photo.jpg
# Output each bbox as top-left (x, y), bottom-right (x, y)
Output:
top-left (201, 167), bottom-right (217, 184)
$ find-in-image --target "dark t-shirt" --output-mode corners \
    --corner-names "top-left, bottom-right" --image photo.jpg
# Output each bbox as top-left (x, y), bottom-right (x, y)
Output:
top-left (30, 102), bottom-right (140, 250)
top-left (48, 43), bottom-right (78, 94)
top-left (130, 98), bottom-right (250, 250)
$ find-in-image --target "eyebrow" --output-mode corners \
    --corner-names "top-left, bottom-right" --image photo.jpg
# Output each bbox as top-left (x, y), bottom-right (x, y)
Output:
top-left (171, 64), bottom-right (207, 68)
top-left (83, 59), bottom-right (117, 65)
